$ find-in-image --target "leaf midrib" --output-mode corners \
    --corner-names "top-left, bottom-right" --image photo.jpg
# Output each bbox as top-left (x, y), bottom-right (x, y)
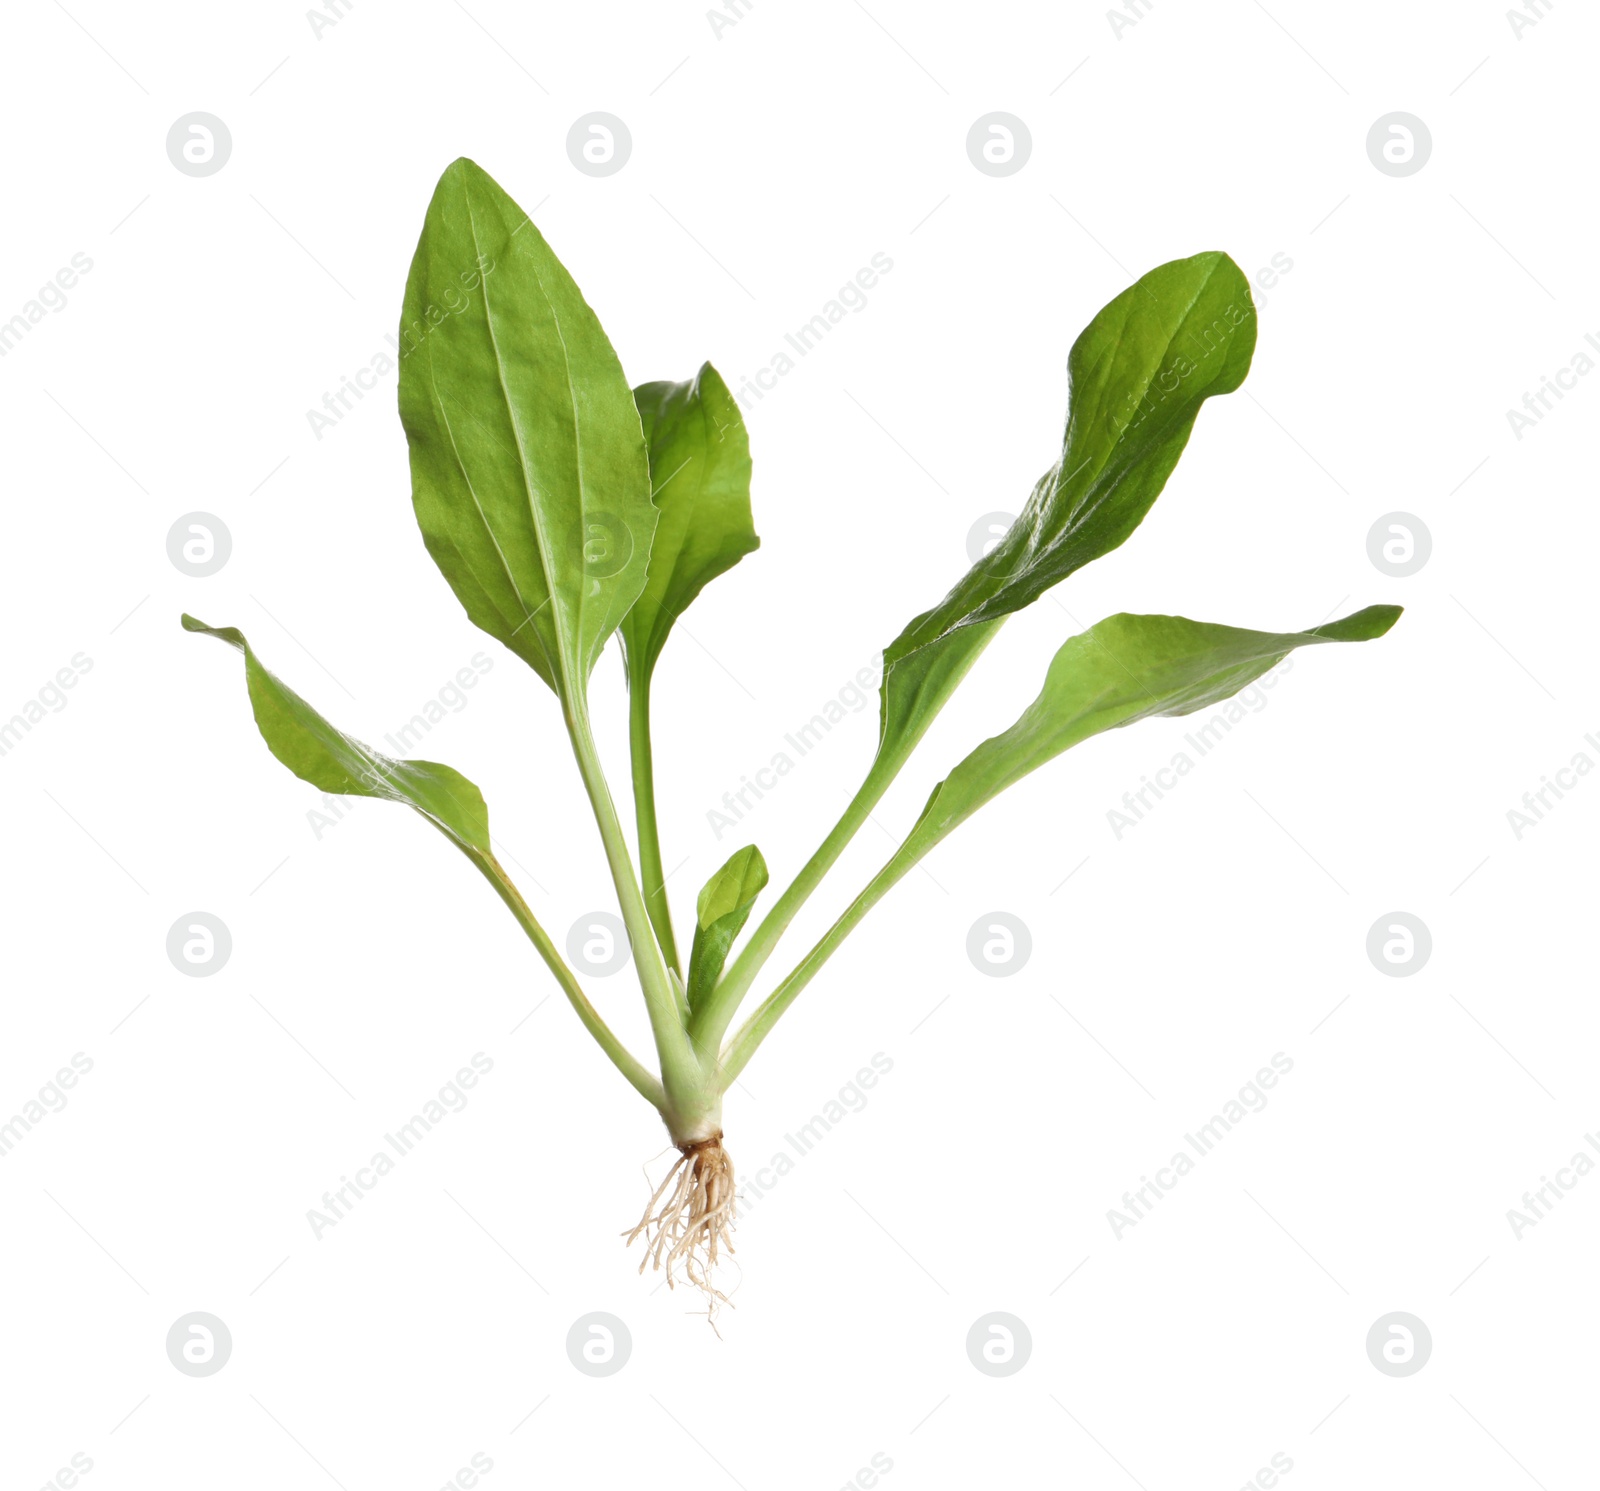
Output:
top-left (465, 186), bottom-right (582, 700)
top-left (423, 374), bottom-right (545, 657)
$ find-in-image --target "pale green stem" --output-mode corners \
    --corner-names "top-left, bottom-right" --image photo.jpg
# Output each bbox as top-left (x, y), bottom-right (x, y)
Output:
top-left (688, 759), bottom-right (892, 1059)
top-left (565, 703), bottom-right (716, 1138)
top-left (626, 659), bottom-right (681, 974)
top-left (690, 622), bottom-right (1002, 1062)
top-left (718, 848), bottom-right (914, 1086)
top-left (468, 849), bottom-right (664, 1109)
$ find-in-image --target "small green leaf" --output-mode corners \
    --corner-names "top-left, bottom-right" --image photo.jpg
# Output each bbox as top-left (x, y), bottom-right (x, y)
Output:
top-left (622, 363), bottom-right (759, 975)
top-left (622, 363), bottom-right (759, 684)
top-left (398, 157), bottom-right (657, 702)
top-left (181, 615), bottom-right (492, 858)
top-left (687, 845), bottom-right (768, 1010)
top-left (890, 605), bottom-right (1402, 872)
top-left (873, 252), bottom-right (1259, 776)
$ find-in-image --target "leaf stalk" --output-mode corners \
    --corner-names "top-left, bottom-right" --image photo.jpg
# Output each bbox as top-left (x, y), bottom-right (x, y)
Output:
top-left (565, 700), bottom-right (717, 1137)
top-left (470, 850), bottom-right (665, 1108)
top-left (626, 657), bottom-right (681, 974)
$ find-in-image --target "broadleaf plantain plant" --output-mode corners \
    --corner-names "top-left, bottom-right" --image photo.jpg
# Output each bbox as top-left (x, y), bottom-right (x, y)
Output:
top-left (185, 158), bottom-right (1399, 1303)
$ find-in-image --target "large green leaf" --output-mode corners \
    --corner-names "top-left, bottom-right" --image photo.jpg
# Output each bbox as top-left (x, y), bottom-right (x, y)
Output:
top-left (718, 603), bottom-right (1402, 1079)
top-left (686, 845), bottom-right (768, 1011)
top-left (697, 254), bottom-right (1264, 1039)
top-left (397, 157), bottom-right (656, 700)
top-left (873, 251), bottom-right (1259, 775)
top-left (622, 363), bottom-right (758, 683)
top-left (887, 605), bottom-right (1401, 871)
top-left (181, 615), bottom-right (491, 857)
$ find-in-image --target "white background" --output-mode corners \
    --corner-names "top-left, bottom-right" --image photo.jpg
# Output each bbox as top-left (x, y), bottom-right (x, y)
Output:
top-left (1, 1), bottom-right (1594, 1487)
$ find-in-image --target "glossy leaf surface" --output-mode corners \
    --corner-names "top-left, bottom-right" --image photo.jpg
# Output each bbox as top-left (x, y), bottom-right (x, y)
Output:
top-left (398, 157), bottom-right (656, 699)
top-left (873, 252), bottom-right (1259, 774)
top-left (622, 363), bottom-right (758, 683)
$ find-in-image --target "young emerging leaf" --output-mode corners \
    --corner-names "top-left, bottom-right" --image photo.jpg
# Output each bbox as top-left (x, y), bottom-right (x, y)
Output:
top-left (622, 364), bottom-right (758, 684)
top-left (181, 615), bottom-right (492, 857)
top-left (398, 157), bottom-right (656, 701)
top-left (892, 605), bottom-right (1401, 870)
top-left (687, 845), bottom-right (768, 1010)
top-left (873, 252), bottom-right (1259, 775)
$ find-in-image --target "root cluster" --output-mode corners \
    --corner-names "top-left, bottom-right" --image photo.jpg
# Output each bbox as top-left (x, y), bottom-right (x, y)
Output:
top-left (625, 1134), bottom-right (737, 1315)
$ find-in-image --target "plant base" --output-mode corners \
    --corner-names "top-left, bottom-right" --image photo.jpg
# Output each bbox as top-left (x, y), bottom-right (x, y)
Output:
top-left (625, 1134), bottom-right (737, 1314)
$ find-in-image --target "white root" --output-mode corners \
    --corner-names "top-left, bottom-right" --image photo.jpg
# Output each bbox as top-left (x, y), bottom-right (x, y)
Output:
top-left (624, 1135), bottom-right (737, 1317)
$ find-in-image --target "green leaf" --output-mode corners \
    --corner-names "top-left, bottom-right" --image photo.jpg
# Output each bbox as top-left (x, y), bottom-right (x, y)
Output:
top-left (397, 157), bottom-right (656, 701)
top-left (622, 363), bottom-right (759, 683)
top-left (181, 615), bottom-right (491, 858)
top-left (687, 845), bottom-right (768, 1010)
top-left (621, 363), bottom-right (760, 977)
top-left (715, 604), bottom-right (1401, 1082)
top-left (184, 613), bottom-right (675, 1110)
top-left (874, 252), bottom-right (1259, 774)
top-left (692, 253), bottom-right (1265, 1049)
top-left (888, 605), bottom-right (1401, 872)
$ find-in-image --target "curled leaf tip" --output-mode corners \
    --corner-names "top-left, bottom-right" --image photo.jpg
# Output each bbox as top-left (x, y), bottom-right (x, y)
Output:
top-left (182, 614), bottom-right (248, 649)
